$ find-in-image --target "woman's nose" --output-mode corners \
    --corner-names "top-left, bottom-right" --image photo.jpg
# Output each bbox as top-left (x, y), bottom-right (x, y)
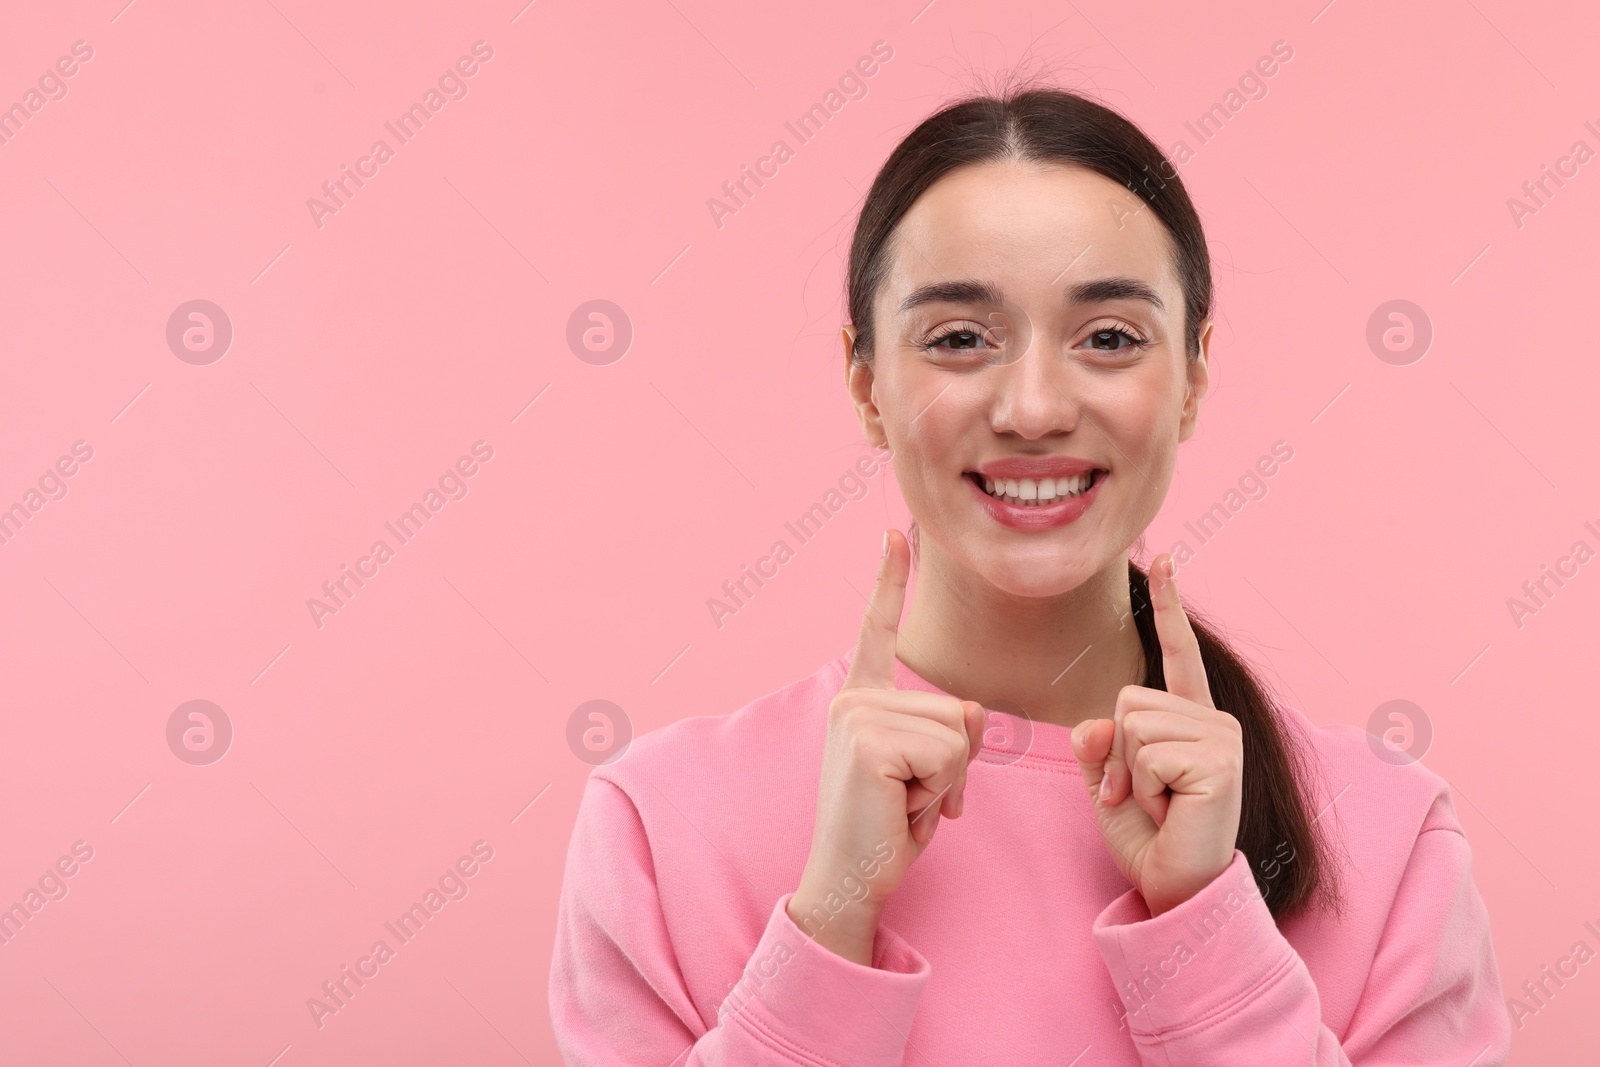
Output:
top-left (990, 337), bottom-right (1078, 438)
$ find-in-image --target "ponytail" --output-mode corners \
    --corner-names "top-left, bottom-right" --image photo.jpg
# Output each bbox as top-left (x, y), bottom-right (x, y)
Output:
top-left (1128, 558), bottom-right (1345, 920)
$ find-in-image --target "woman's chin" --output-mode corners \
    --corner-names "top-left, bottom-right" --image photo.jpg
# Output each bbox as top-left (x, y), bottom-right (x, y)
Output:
top-left (970, 556), bottom-right (1098, 599)
top-left (920, 521), bottom-right (1120, 597)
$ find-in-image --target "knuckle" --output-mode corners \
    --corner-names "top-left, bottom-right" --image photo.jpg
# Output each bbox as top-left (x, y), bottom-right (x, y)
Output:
top-left (947, 730), bottom-right (968, 762)
top-left (848, 689), bottom-right (884, 712)
top-left (849, 722), bottom-right (886, 757)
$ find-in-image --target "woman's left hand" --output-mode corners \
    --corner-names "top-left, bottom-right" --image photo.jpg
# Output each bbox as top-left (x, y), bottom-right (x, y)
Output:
top-left (1071, 554), bottom-right (1244, 917)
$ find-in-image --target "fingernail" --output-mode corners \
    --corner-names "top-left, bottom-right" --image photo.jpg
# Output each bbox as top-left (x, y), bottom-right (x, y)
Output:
top-left (881, 531), bottom-right (890, 557)
top-left (1098, 773), bottom-right (1112, 803)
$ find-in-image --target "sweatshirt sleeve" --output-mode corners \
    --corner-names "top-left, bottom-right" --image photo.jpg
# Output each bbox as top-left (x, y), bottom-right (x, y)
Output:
top-left (549, 774), bottom-right (933, 1066)
top-left (1091, 833), bottom-right (1511, 1065)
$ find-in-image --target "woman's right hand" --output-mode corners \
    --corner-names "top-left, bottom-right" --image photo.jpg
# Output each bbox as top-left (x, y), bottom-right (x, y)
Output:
top-left (785, 529), bottom-right (986, 965)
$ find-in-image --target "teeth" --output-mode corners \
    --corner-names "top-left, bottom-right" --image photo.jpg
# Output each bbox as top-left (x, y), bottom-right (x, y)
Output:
top-left (977, 472), bottom-right (1100, 506)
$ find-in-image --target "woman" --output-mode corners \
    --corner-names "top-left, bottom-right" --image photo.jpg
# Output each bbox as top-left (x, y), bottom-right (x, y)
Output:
top-left (548, 83), bottom-right (1511, 1064)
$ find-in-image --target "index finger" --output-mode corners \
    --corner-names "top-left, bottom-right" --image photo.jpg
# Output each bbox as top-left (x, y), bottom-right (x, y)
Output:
top-left (843, 529), bottom-right (907, 690)
top-left (1151, 554), bottom-right (1214, 708)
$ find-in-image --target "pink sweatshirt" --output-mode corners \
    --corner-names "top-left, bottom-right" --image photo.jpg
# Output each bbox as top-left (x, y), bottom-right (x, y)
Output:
top-left (549, 646), bottom-right (1512, 1065)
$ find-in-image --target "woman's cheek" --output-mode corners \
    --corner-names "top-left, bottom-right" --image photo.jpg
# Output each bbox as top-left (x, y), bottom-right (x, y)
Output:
top-left (894, 429), bottom-right (964, 524)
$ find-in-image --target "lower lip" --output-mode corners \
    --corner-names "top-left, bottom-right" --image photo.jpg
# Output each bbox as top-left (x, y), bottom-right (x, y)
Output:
top-left (966, 472), bottom-right (1106, 530)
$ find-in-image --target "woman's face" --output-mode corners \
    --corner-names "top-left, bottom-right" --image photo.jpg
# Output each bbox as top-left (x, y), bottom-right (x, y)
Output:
top-left (846, 159), bottom-right (1211, 597)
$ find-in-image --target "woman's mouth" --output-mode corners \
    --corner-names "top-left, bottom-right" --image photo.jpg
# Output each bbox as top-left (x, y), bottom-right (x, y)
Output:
top-left (963, 469), bottom-right (1106, 506)
top-left (961, 468), bottom-right (1108, 530)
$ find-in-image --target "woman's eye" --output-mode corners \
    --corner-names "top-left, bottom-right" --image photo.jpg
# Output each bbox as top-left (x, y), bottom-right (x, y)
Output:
top-left (1084, 328), bottom-right (1146, 352)
top-left (922, 329), bottom-right (990, 351)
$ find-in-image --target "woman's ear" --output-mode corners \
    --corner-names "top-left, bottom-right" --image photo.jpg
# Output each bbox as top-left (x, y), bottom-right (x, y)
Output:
top-left (843, 325), bottom-right (888, 449)
top-left (1178, 318), bottom-right (1213, 444)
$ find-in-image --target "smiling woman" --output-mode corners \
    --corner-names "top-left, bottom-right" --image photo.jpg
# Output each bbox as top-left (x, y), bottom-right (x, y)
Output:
top-left (550, 77), bottom-right (1512, 1066)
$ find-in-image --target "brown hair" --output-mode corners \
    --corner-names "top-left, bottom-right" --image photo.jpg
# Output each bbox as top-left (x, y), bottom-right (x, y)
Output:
top-left (844, 80), bottom-right (1343, 920)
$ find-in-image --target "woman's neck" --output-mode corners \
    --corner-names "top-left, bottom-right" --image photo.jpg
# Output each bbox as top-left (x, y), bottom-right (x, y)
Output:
top-left (894, 538), bottom-right (1147, 731)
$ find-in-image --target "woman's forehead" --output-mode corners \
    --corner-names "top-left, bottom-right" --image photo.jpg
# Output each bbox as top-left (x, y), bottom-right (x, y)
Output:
top-left (881, 161), bottom-right (1179, 304)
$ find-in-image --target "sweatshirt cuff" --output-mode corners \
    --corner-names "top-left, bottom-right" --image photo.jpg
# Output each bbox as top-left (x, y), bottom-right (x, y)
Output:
top-left (1092, 849), bottom-right (1297, 1036)
top-left (717, 892), bottom-right (931, 1065)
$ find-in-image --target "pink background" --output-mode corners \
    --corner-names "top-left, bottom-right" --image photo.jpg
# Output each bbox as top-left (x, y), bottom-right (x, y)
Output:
top-left (1, 0), bottom-right (1596, 1062)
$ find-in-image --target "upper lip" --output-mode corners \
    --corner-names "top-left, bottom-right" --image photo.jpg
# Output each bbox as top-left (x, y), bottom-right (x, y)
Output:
top-left (970, 456), bottom-right (1105, 479)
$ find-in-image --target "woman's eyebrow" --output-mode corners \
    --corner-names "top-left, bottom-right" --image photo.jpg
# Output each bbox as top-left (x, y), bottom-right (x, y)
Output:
top-left (897, 276), bottom-right (1165, 314)
top-left (897, 280), bottom-right (1002, 314)
top-left (1067, 277), bottom-right (1165, 312)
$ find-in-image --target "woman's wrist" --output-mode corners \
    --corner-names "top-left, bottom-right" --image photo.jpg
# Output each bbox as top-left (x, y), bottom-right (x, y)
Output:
top-left (1142, 850), bottom-right (1238, 917)
top-left (785, 884), bottom-right (884, 966)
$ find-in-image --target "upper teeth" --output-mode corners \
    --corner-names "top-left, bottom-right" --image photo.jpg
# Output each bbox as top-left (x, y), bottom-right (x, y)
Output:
top-left (981, 473), bottom-right (1096, 504)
